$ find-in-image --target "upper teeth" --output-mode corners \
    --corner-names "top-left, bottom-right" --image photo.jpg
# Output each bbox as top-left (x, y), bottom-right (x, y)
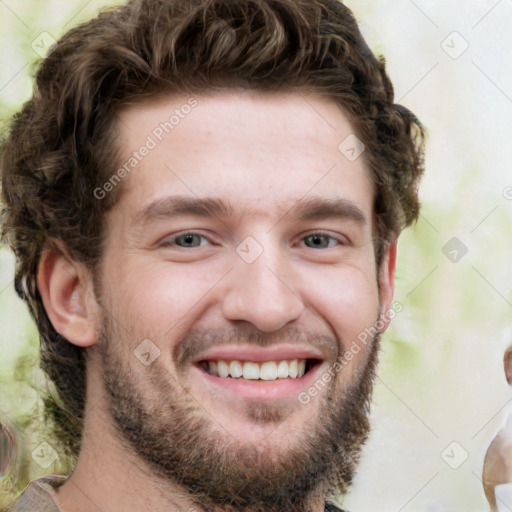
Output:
top-left (207, 360), bottom-right (307, 380)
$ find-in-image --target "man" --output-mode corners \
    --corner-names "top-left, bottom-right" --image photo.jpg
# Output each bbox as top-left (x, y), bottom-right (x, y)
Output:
top-left (1, 0), bottom-right (424, 510)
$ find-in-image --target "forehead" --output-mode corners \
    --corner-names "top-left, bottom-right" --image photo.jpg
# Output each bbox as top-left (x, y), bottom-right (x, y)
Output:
top-left (111, 90), bottom-right (374, 223)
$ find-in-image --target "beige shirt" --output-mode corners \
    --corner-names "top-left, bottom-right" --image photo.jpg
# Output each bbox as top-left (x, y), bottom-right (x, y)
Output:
top-left (7, 474), bottom-right (67, 512)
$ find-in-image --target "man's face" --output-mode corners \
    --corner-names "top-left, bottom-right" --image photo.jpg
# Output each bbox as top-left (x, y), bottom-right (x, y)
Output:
top-left (92, 91), bottom-right (395, 511)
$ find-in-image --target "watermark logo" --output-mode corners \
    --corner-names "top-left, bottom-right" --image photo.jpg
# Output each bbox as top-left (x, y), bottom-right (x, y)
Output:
top-left (31, 441), bottom-right (59, 469)
top-left (441, 31), bottom-right (469, 60)
top-left (442, 237), bottom-right (468, 263)
top-left (134, 339), bottom-right (161, 366)
top-left (31, 32), bottom-right (58, 58)
top-left (236, 237), bottom-right (264, 264)
top-left (338, 134), bottom-right (365, 162)
top-left (441, 441), bottom-right (468, 469)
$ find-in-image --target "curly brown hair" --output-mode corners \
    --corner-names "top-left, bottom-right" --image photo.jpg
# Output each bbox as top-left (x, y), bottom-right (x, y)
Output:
top-left (1, 0), bottom-right (424, 460)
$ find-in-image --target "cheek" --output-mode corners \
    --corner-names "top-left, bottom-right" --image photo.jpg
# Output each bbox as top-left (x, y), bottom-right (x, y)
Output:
top-left (103, 258), bottom-right (229, 336)
top-left (300, 264), bottom-right (380, 349)
top-left (303, 272), bottom-right (379, 392)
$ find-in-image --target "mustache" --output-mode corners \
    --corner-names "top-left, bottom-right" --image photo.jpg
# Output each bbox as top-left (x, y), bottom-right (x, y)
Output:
top-left (173, 326), bottom-right (340, 367)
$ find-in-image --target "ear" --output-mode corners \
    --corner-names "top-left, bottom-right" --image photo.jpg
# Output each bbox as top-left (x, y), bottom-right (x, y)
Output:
top-left (377, 239), bottom-right (397, 333)
top-left (37, 246), bottom-right (100, 347)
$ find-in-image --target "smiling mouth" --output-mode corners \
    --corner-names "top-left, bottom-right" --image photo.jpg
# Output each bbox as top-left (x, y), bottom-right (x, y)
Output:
top-left (198, 359), bottom-right (321, 381)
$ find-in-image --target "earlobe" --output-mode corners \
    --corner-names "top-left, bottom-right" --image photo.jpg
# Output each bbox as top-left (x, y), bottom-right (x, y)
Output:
top-left (37, 247), bottom-right (100, 347)
top-left (377, 239), bottom-right (397, 333)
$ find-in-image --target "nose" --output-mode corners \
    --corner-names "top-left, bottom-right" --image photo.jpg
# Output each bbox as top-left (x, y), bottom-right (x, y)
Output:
top-left (222, 249), bottom-right (305, 332)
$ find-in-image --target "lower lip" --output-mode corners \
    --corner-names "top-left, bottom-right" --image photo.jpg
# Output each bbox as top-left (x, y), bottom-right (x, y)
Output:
top-left (193, 362), bottom-right (326, 401)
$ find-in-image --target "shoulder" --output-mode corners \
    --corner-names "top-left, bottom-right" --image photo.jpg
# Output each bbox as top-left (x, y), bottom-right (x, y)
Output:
top-left (7, 474), bottom-right (68, 512)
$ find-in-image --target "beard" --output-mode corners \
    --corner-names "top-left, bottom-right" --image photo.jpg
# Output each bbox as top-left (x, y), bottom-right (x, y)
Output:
top-left (97, 320), bottom-right (380, 512)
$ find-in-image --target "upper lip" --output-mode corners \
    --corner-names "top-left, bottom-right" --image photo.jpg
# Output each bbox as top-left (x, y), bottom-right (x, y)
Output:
top-left (193, 345), bottom-right (324, 363)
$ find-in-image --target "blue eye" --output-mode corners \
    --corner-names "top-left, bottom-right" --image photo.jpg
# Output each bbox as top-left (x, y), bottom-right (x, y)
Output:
top-left (303, 234), bottom-right (338, 249)
top-left (164, 233), bottom-right (208, 248)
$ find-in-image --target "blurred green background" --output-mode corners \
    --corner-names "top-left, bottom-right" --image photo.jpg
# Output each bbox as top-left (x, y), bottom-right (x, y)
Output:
top-left (1, 1), bottom-right (512, 510)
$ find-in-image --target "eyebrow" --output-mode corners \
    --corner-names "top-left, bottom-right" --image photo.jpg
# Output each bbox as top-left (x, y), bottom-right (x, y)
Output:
top-left (292, 196), bottom-right (367, 225)
top-left (134, 195), bottom-right (367, 226)
top-left (135, 196), bottom-right (232, 225)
